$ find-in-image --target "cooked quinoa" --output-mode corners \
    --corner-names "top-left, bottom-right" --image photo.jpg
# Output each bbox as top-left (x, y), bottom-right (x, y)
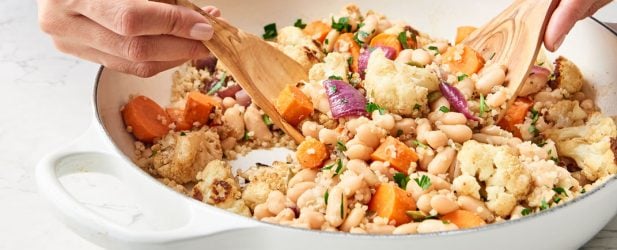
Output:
top-left (122, 4), bottom-right (617, 235)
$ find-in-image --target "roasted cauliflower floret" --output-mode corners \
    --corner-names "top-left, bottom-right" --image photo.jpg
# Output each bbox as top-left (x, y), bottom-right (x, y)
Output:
top-left (455, 141), bottom-right (532, 217)
top-left (550, 56), bottom-right (584, 94)
top-left (545, 100), bottom-right (587, 128)
top-left (269, 42), bottom-right (321, 70)
top-left (277, 26), bottom-right (321, 56)
top-left (547, 113), bottom-right (617, 181)
top-left (452, 174), bottom-right (481, 200)
top-left (192, 160), bottom-right (251, 216)
top-left (152, 129), bottom-right (223, 184)
top-left (241, 161), bottom-right (293, 209)
top-left (524, 160), bottom-right (579, 207)
top-left (364, 50), bottom-right (439, 116)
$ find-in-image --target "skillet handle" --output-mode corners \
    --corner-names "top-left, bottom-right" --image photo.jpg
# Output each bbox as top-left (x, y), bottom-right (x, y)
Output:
top-left (35, 122), bottom-right (260, 250)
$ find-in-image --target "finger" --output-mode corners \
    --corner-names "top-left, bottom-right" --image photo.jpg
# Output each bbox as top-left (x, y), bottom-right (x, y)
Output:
top-left (56, 15), bottom-right (209, 62)
top-left (202, 6), bottom-right (221, 17)
top-left (72, 0), bottom-right (214, 41)
top-left (586, 0), bottom-right (613, 16)
top-left (544, 0), bottom-right (594, 51)
top-left (60, 41), bottom-right (187, 78)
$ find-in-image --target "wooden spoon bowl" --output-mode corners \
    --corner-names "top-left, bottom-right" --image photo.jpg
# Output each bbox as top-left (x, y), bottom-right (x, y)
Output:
top-left (462, 0), bottom-right (559, 121)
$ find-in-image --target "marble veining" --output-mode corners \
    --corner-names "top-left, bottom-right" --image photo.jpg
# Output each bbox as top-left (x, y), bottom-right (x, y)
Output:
top-left (0, 1), bottom-right (615, 249)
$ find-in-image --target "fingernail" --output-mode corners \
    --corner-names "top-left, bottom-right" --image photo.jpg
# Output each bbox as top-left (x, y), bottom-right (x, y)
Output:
top-left (553, 35), bottom-right (566, 51)
top-left (190, 23), bottom-right (213, 41)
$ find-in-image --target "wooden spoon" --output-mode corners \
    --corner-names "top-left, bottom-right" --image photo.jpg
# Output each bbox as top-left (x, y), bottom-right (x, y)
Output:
top-left (160, 0), bottom-right (307, 143)
top-left (461, 0), bottom-right (559, 121)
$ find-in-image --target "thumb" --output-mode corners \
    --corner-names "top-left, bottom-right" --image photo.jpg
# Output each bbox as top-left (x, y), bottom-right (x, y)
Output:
top-left (544, 0), bottom-right (593, 52)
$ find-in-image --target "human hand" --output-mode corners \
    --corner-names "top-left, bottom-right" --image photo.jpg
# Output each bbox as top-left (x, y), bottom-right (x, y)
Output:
top-left (38, 0), bottom-right (221, 77)
top-left (545, 0), bottom-right (613, 51)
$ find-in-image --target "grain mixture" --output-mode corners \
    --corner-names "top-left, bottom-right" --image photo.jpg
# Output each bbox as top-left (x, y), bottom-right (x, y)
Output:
top-left (121, 4), bottom-right (617, 234)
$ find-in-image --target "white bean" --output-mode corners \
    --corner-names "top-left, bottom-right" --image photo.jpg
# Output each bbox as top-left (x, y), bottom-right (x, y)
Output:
top-left (347, 159), bottom-right (379, 187)
top-left (395, 49), bottom-right (414, 64)
top-left (244, 105), bottom-right (272, 141)
top-left (222, 97), bottom-right (237, 109)
top-left (346, 116), bottom-right (371, 135)
top-left (427, 147), bottom-right (456, 175)
top-left (416, 147), bottom-right (435, 172)
top-left (301, 121), bottom-right (322, 139)
top-left (221, 137), bottom-right (236, 151)
top-left (430, 194), bottom-right (459, 215)
top-left (438, 124), bottom-right (473, 143)
top-left (253, 203), bottom-right (274, 220)
top-left (323, 29), bottom-right (340, 52)
top-left (345, 140), bottom-right (374, 161)
top-left (370, 161), bottom-right (391, 178)
top-left (457, 195), bottom-right (494, 222)
top-left (287, 182), bottom-right (316, 203)
top-left (355, 123), bottom-right (385, 148)
top-left (223, 105), bottom-right (245, 139)
top-left (411, 49), bottom-right (432, 66)
top-left (417, 219), bottom-right (459, 233)
top-left (476, 67), bottom-right (506, 95)
top-left (372, 111), bottom-right (395, 131)
top-left (486, 89), bottom-right (508, 108)
top-left (440, 112), bottom-right (467, 125)
top-left (325, 187), bottom-right (346, 227)
top-left (337, 175), bottom-right (365, 196)
top-left (417, 193), bottom-right (435, 213)
top-left (431, 97), bottom-right (451, 113)
top-left (425, 131), bottom-right (449, 149)
top-left (415, 119), bottom-right (432, 143)
top-left (365, 223), bottom-right (395, 234)
top-left (392, 118), bottom-right (416, 136)
top-left (340, 206), bottom-right (366, 232)
top-left (393, 223), bottom-right (420, 234)
top-left (289, 169), bottom-right (318, 188)
top-left (318, 128), bottom-right (338, 145)
top-left (456, 78), bottom-right (475, 99)
top-left (298, 209), bottom-right (325, 230)
top-left (266, 191), bottom-right (287, 215)
top-left (356, 15), bottom-right (377, 44)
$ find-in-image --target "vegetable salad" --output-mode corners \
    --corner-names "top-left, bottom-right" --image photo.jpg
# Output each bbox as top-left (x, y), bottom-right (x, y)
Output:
top-left (122, 4), bottom-right (617, 234)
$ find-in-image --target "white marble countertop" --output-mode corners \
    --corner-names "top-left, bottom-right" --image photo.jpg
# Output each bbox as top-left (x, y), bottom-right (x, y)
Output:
top-left (1, 1), bottom-right (616, 249)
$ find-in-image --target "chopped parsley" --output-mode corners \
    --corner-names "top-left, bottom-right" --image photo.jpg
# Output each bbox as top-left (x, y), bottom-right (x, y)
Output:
top-left (366, 102), bottom-right (385, 115)
top-left (581, 188), bottom-right (586, 194)
top-left (442, 220), bottom-right (451, 225)
top-left (325, 38), bottom-right (329, 45)
top-left (336, 141), bottom-right (347, 152)
top-left (354, 31), bottom-right (370, 45)
top-left (489, 52), bottom-right (496, 60)
top-left (393, 172), bottom-right (410, 189)
top-left (294, 19), bottom-right (307, 29)
top-left (552, 187), bottom-right (568, 197)
top-left (413, 103), bottom-right (422, 111)
top-left (428, 46), bottom-right (439, 55)
top-left (329, 85), bottom-right (337, 94)
top-left (413, 140), bottom-right (428, 148)
top-left (262, 23), bottom-right (278, 39)
top-left (553, 196), bottom-right (562, 204)
top-left (262, 114), bottom-right (273, 126)
top-left (324, 190), bottom-right (329, 205)
top-left (328, 75), bottom-right (343, 80)
top-left (528, 108), bottom-right (540, 137)
top-left (332, 17), bottom-right (351, 32)
top-left (347, 56), bottom-right (353, 68)
top-left (550, 156), bottom-right (559, 163)
top-left (413, 175), bottom-right (432, 190)
top-left (457, 74), bottom-right (469, 81)
top-left (439, 106), bottom-right (450, 113)
top-left (396, 129), bottom-right (404, 137)
top-left (398, 31), bottom-right (410, 49)
top-left (479, 93), bottom-right (487, 117)
top-left (207, 72), bottom-right (227, 95)
top-left (324, 159), bottom-right (344, 176)
top-left (150, 150), bottom-right (158, 158)
top-left (537, 62), bottom-right (545, 66)
top-left (428, 92), bottom-right (443, 103)
top-left (243, 131), bottom-right (250, 141)
top-left (340, 193), bottom-right (345, 218)
top-left (539, 199), bottom-right (549, 211)
top-left (521, 208), bottom-right (532, 216)
top-left (180, 132), bottom-right (186, 136)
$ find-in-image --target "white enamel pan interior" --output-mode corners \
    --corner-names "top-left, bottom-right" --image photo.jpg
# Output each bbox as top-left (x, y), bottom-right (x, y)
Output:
top-left (36, 0), bottom-right (617, 249)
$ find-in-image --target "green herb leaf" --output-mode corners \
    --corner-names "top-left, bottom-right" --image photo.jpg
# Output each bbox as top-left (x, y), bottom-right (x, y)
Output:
top-left (442, 220), bottom-right (451, 225)
top-left (439, 106), bottom-right (450, 113)
top-left (413, 103), bottom-right (422, 111)
top-left (243, 131), bottom-right (250, 141)
top-left (354, 31), bottom-right (369, 45)
top-left (552, 187), bottom-right (568, 197)
top-left (262, 114), bottom-right (273, 126)
top-left (340, 193), bottom-right (345, 218)
top-left (393, 173), bottom-right (410, 189)
top-left (334, 159), bottom-right (344, 175)
top-left (428, 92), bottom-right (443, 103)
top-left (581, 188), bottom-right (586, 194)
top-left (457, 74), bottom-right (469, 81)
top-left (553, 196), bottom-right (562, 204)
top-left (428, 46), bottom-right (439, 55)
top-left (528, 124), bottom-right (540, 137)
top-left (332, 17), bottom-right (351, 32)
top-left (521, 208), bottom-right (532, 216)
top-left (150, 150), bottom-right (158, 158)
top-left (537, 62), bottom-right (544, 66)
top-left (489, 52), bottom-right (496, 60)
top-left (207, 72), bottom-right (227, 95)
top-left (336, 141), bottom-right (347, 152)
top-left (530, 108), bottom-right (540, 124)
top-left (262, 23), bottom-right (278, 39)
top-left (294, 18), bottom-right (307, 29)
top-left (413, 175), bottom-right (432, 190)
top-left (539, 199), bottom-right (549, 211)
top-left (328, 75), bottom-right (343, 80)
top-left (180, 132), bottom-right (186, 136)
top-left (413, 140), bottom-right (428, 149)
top-left (398, 31), bottom-right (410, 49)
top-left (479, 93), bottom-right (487, 117)
top-left (366, 102), bottom-right (385, 115)
top-left (324, 190), bottom-right (329, 205)
top-left (329, 85), bottom-right (338, 94)
top-left (396, 129), bottom-right (404, 137)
